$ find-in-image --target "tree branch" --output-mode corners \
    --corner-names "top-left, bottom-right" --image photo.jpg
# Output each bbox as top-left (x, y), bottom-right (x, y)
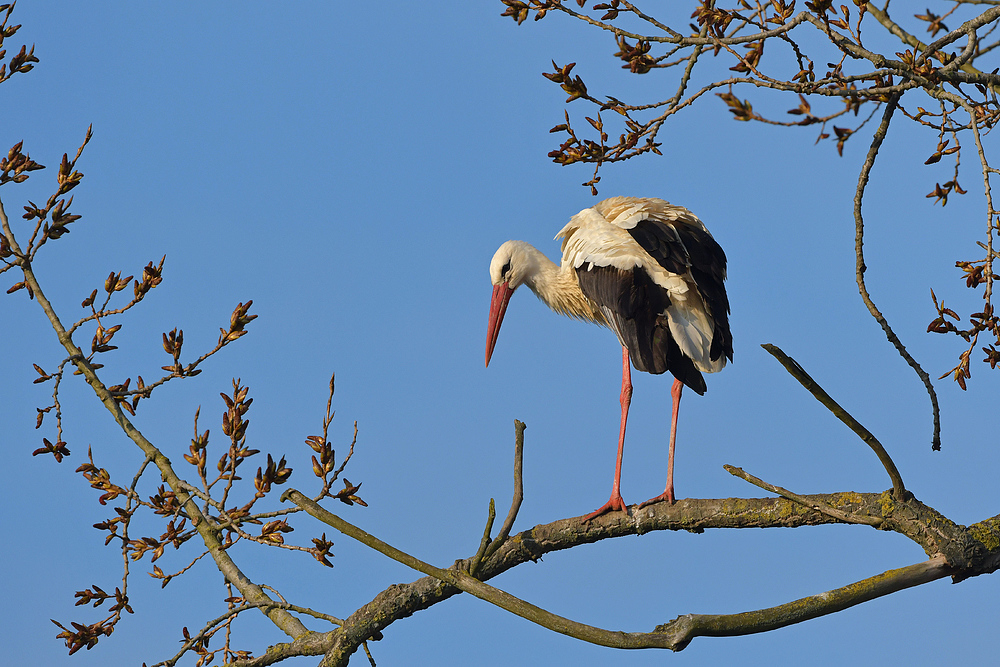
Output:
top-left (268, 485), bottom-right (998, 665)
top-left (868, 4), bottom-right (1000, 75)
top-left (724, 464), bottom-right (883, 527)
top-left (0, 198), bottom-right (309, 641)
top-left (761, 343), bottom-right (907, 499)
top-left (483, 419), bottom-right (525, 561)
top-left (851, 94), bottom-right (943, 451)
top-left (654, 555), bottom-right (953, 650)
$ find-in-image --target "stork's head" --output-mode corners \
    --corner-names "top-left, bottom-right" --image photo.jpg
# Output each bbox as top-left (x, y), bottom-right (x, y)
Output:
top-left (486, 240), bottom-right (536, 367)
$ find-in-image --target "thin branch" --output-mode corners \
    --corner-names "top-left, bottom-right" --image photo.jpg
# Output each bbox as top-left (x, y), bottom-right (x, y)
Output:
top-left (761, 343), bottom-right (907, 500)
top-left (176, 480), bottom-right (224, 510)
top-left (0, 199), bottom-right (309, 640)
top-left (724, 464), bottom-right (883, 527)
top-left (360, 641), bottom-right (377, 667)
top-left (67, 291), bottom-right (151, 337)
top-left (619, 0), bottom-right (680, 38)
top-left (156, 549), bottom-right (211, 586)
top-left (469, 499), bottom-right (495, 578)
top-left (851, 93), bottom-right (942, 451)
top-left (550, 4), bottom-right (811, 46)
top-left (654, 556), bottom-right (952, 650)
top-left (665, 20), bottom-right (709, 108)
top-left (868, 4), bottom-right (1000, 75)
top-left (483, 419), bottom-right (525, 561)
top-left (943, 92), bottom-right (997, 310)
top-left (154, 601), bottom-right (342, 667)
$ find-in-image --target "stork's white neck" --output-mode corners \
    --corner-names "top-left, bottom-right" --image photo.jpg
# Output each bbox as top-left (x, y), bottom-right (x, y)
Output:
top-left (518, 244), bottom-right (603, 324)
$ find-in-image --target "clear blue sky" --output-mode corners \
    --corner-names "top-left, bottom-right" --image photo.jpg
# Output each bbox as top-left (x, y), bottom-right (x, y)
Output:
top-left (3, 3), bottom-right (997, 666)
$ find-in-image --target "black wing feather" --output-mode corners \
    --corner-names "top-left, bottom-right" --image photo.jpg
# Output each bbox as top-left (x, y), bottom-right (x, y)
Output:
top-left (575, 264), bottom-right (707, 394)
top-left (626, 219), bottom-right (733, 365)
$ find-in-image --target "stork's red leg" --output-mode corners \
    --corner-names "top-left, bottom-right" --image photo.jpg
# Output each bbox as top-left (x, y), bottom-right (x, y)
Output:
top-left (584, 346), bottom-right (632, 521)
top-left (640, 378), bottom-right (683, 508)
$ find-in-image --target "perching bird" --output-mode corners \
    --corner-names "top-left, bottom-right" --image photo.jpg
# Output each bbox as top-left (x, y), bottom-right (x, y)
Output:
top-left (486, 196), bottom-right (732, 520)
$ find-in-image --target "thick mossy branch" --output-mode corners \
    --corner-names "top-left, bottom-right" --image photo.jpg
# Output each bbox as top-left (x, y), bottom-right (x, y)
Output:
top-left (261, 488), bottom-right (1000, 666)
top-left (724, 465), bottom-right (883, 527)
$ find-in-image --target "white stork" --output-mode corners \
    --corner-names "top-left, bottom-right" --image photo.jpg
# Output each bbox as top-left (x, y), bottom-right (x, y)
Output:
top-left (485, 196), bottom-right (732, 520)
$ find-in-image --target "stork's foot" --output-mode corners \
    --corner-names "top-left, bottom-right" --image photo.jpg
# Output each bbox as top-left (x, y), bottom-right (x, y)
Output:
top-left (638, 489), bottom-right (676, 508)
top-left (583, 493), bottom-right (628, 522)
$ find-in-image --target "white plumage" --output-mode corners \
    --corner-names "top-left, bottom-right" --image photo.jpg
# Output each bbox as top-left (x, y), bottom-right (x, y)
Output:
top-left (555, 199), bottom-right (725, 374)
top-left (486, 196), bottom-right (732, 519)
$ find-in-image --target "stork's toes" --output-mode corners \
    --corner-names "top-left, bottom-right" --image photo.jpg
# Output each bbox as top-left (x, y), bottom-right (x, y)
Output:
top-left (583, 494), bottom-right (629, 522)
top-left (638, 490), bottom-right (676, 508)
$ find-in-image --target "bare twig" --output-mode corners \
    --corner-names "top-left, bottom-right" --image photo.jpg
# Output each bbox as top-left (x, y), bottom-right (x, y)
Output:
top-left (761, 343), bottom-right (907, 500)
top-left (484, 419), bottom-right (525, 561)
top-left (360, 641), bottom-right (377, 667)
top-left (724, 465), bottom-right (883, 527)
top-left (851, 93), bottom-right (942, 451)
top-left (654, 556), bottom-right (952, 649)
top-left (471, 419), bottom-right (527, 576)
top-left (469, 499), bottom-right (495, 578)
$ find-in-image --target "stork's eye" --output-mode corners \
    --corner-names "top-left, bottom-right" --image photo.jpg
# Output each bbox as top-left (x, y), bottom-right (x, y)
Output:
top-left (501, 261), bottom-right (511, 280)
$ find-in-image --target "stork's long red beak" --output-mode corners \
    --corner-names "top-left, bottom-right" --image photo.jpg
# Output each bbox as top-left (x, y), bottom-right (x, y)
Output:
top-left (486, 282), bottom-right (514, 367)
